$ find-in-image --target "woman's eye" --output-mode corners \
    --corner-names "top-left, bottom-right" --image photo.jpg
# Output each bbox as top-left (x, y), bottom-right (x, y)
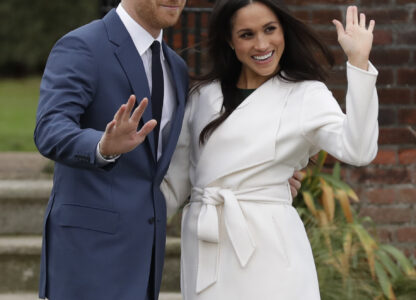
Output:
top-left (240, 32), bottom-right (253, 39)
top-left (265, 26), bottom-right (276, 33)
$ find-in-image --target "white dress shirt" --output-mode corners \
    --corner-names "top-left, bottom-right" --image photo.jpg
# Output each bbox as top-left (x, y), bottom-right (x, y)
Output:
top-left (97, 3), bottom-right (177, 163)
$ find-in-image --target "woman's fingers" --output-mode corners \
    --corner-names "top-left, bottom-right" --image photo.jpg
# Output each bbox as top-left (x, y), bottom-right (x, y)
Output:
top-left (368, 19), bottom-right (375, 32)
top-left (353, 6), bottom-right (359, 25)
top-left (332, 19), bottom-right (345, 38)
top-left (346, 6), bottom-right (354, 28)
top-left (342, 6), bottom-right (375, 33)
top-left (360, 13), bottom-right (366, 28)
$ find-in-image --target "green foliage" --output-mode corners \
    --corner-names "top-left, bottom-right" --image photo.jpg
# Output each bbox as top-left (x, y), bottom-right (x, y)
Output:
top-left (0, 0), bottom-right (99, 76)
top-left (295, 151), bottom-right (416, 300)
top-left (0, 77), bottom-right (41, 151)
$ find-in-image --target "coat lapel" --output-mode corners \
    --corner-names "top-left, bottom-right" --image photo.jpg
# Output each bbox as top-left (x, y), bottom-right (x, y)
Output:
top-left (195, 78), bottom-right (294, 187)
top-left (103, 9), bottom-right (156, 161)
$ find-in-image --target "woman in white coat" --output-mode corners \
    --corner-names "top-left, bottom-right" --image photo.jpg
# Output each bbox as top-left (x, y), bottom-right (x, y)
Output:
top-left (162, 1), bottom-right (378, 299)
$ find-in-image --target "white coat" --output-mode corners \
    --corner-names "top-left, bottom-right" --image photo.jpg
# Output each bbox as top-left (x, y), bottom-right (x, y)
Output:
top-left (161, 62), bottom-right (379, 300)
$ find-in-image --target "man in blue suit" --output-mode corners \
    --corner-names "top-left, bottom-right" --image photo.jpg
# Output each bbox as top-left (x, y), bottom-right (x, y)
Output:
top-left (34, 0), bottom-right (187, 299)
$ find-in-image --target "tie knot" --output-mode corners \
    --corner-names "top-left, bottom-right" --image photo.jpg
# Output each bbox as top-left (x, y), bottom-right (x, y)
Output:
top-left (151, 41), bottom-right (161, 55)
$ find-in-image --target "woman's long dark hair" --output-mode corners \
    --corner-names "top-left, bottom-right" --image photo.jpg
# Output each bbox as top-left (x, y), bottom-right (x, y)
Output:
top-left (195, 0), bottom-right (335, 144)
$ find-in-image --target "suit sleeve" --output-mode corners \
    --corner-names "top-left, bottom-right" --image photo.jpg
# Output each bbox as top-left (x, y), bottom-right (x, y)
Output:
top-left (301, 62), bottom-right (379, 166)
top-left (161, 95), bottom-right (193, 218)
top-left (34, 34), bottom-right (104, 169)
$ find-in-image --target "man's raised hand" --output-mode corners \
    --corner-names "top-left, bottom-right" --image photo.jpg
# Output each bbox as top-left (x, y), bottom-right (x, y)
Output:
top-left (99, 95), bottom-right (157, 157)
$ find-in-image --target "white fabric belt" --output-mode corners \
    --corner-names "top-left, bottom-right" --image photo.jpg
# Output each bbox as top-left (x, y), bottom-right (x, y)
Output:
top-left (190, 184), bottom-right (292, 293)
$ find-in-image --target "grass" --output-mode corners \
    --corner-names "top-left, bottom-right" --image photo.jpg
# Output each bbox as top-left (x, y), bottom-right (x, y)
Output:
top-left (0, 77), bottom-right (41, 151)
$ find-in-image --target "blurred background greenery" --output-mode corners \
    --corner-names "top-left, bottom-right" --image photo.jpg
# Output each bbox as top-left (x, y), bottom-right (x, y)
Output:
top-left (296, 152), bottom-right (416, 300)
top-left (0, 0), bottom-right (99, 151)
top-left (0, 77), bottom-right (40, 151)
top-left (0, 0), bottom-right (98, 76)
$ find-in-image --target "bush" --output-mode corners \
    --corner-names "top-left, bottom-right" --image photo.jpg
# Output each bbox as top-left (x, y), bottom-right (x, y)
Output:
top-left (295, 151), bottom-right (416, 300)
top-left (0, 0), bottom-right (99, 76)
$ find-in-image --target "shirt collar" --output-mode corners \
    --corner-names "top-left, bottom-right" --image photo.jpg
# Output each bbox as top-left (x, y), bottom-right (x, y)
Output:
top-left (116, 4), bottom-right (165, 60)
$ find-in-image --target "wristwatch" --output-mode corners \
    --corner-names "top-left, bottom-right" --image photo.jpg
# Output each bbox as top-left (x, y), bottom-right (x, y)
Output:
top-left (98, 142), bottom-right (119, 160)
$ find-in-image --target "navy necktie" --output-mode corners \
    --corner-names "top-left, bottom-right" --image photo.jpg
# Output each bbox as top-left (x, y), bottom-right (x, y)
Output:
top-left (150, 41), bottom-right (164, 152)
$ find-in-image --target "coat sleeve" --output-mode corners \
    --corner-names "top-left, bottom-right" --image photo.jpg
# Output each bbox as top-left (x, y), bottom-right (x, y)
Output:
top-left (34, 34), bottom-right (105, 169)
top-left (161, 96), bottom-right (193, 218)
top-left (301, 62), bottom-right (379, 166)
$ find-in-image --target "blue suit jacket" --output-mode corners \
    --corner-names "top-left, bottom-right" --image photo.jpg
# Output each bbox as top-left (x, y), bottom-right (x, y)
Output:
top-left (34, 9), bottom-right (188, 300)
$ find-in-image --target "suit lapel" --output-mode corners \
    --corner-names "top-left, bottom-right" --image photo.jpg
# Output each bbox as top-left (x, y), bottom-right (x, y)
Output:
top-left (156, 43), bottom-right (187, 173)
top-left (103, 9), bottom-right (157, 161)
top-left (162, 43), bottom-right (184, 106)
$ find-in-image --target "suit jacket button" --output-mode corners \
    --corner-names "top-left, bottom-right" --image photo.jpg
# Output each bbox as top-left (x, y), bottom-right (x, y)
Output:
top-left (148, 217), bottom-right (155, 224)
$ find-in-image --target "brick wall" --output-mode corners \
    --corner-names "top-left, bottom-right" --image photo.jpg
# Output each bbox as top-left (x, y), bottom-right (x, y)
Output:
top-left (181, 0), bottom-right (416, 260)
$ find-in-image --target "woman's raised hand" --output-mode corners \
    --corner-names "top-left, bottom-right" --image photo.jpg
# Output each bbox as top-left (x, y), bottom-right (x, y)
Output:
top-left (332, 6), bottom-right (375, 71)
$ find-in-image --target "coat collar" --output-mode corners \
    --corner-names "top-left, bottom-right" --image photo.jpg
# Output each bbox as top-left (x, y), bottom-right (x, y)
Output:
top-left (194, 77), bottom-right (294, 187)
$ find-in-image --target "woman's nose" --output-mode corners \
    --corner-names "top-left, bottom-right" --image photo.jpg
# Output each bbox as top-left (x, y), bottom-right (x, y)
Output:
top-left (254, 35), bottom-right (269, 51)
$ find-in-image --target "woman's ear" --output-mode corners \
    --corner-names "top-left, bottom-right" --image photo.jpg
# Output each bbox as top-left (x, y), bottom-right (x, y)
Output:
top-left (228, 41), bottom-right (235, 51)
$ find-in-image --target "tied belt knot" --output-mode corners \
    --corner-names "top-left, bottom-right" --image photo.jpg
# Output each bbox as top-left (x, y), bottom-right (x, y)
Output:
top-left (190, 184), bottom-right (292, 293)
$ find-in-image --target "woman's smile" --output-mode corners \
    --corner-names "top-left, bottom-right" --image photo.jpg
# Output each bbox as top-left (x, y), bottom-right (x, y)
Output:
top-left (252, 50), bottom-right (275, 64)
